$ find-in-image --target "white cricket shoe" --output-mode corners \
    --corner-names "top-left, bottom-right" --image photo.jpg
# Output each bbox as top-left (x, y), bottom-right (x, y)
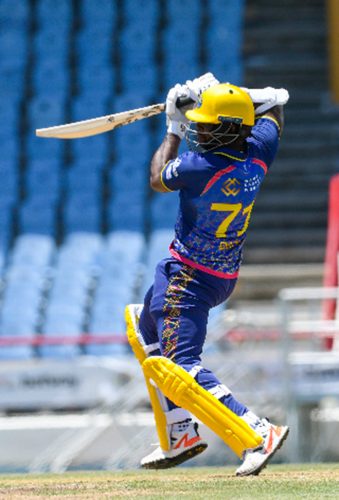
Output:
top-left (236, 418), bottom-right (289, 477)
top-left (141, 419), bottom-right (208, 469)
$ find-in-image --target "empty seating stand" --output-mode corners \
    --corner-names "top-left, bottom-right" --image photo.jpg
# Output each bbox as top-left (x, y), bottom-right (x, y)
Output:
top-left (0, 235), bottom-right (55, 359)
top-left (87, 230), bottom-right (145, 355)
top-left (39, 233), bottom-right (103, 358)
top-left (0, 0), bottom-right (246, 360)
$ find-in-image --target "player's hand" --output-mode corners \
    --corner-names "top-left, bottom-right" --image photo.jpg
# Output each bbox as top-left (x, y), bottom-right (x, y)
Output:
top-left (166, 84), bottom-right (190, 139)
top-left (185, 72), bottom-right (220, 101)
top-left (242, 87), bottom-right (289, 114)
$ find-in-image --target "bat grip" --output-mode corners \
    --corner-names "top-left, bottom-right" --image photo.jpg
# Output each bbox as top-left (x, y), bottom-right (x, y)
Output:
top-left (176, 96), bottom-right (195, 108)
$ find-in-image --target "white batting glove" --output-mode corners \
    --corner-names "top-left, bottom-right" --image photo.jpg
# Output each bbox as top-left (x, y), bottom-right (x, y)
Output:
top-left (242, 87), bottom-right (289, 114)
top-left (185, 72), bottom-right (220, 101)
top-left (166, 83), bottom-right (191, 139)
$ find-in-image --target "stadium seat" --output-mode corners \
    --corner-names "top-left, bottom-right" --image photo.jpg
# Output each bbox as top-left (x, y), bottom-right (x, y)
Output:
top-left (32, 59), bottom-right (70, 98)
top-left (29, 95), bottom-right (66, 130)
top-left (86, 230), bottom-right (145, 354)
top-left (108, 198), bottom-right (144, 231)
top-left (0, 31), bottom-right (28, 65)
top-left (64, 194), bottom-right (102, 234)
top-left (150, 192), bottom-right (178, 229)
top-left (39, 233), bottom-right (103, 357)
top-left (0, 160), bottom-right (19, 202)
top-left (0, 0), bottom-right (29, 27)
top-left (70, 134), bottom-right (109, 164)
top-left (67, 164), bottom-right (103, 194)
top-left (0, 200), bottom-right (15, 252)
top-left (25, 160), bottom-right (61, 202)
top-left (26, 134), bottom-right (65, 162)
top-left (124, 0), bottom-right (157, 26)
top-left (36, 0), bottom-right (72, 30)
top-left (10, 234), bottom-right (55, 269)
top-left (141, 229), bottom-right (174, 297)
top-left (82, 0), bottom-right (116, 25)
top-left (19, 198), bottom-right (58, 236)
top-left (77, 66), bottom-right (114, 98)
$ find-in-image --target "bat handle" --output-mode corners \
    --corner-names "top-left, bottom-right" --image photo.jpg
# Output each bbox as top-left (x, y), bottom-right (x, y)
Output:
top-left (176, 96), bottom-right (196, 108)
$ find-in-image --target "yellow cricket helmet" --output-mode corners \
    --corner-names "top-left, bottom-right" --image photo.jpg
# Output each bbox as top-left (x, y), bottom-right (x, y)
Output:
top-left (185, 83), bottom-right (255, 127)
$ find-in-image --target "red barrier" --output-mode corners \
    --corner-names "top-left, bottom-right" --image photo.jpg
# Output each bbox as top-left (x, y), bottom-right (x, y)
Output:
top-left (322, 174), bottom-right (339, 349)
top-left (0, 334), bottom-right (127, 347)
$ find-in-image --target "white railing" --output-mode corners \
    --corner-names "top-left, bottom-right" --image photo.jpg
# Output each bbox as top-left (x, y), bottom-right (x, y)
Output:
top-left (278, 287), bottom-right (339, 462)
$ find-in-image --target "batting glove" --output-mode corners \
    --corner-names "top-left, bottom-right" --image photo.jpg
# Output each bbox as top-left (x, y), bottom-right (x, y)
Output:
top-left (166, 83), bottom-right (191, 139)
top-left (242, 87), bottom-right (290, 114)
top-left (185, 72), bottom-right (220, 101)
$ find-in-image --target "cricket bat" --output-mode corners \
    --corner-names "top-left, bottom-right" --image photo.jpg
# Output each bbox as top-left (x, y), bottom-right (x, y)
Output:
top-left (36, 98), bottom-right (194, 139)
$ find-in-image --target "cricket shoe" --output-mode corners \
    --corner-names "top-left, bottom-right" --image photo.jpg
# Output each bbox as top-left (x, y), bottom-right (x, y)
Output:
top-left (141, 419), bottom-right (208, 469)
top-left (236, 418), bottom-right (289, 477)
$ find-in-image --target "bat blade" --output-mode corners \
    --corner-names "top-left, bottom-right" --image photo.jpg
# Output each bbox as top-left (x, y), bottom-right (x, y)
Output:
top-left (36, 103), bottom-right (166, 139)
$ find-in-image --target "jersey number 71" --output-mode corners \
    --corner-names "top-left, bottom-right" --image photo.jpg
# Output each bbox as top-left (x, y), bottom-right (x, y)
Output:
top-left (211, 202), bottom-right (255, 238)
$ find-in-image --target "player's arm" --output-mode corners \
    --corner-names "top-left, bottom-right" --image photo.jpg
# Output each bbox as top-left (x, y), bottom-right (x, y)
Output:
top-left (255, 104), bottom-right (284, 135)
top-left (243, 87), bottom-right (288, 136)
top-left (150, 83), bottom-right (191, 192)
top-left (151, 74), bottom-right (220, 192)
top-left (150, 133), bottom-right (181, 192)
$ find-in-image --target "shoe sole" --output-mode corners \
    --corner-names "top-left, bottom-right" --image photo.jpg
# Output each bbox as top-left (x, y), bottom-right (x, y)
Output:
top-left (236, 426), bottom-right (290, 477)
top-left (141, 443), bottom-right (208, 470)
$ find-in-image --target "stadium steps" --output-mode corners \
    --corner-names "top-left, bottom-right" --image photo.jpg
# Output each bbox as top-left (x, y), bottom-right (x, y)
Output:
top-left (243, 0), bottom-right (338, 264)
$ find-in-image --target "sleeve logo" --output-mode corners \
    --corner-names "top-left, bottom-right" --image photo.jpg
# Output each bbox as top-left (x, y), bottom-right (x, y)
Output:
top-left (166, 158), bottom-right (181, 179)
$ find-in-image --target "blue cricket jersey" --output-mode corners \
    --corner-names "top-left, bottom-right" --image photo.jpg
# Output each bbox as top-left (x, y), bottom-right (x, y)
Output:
top-left (160, 117), bottom-right (280, 278)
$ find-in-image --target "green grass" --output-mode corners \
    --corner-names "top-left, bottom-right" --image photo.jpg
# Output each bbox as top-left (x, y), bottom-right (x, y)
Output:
top-left (0, 464), bottom-right (338, 499)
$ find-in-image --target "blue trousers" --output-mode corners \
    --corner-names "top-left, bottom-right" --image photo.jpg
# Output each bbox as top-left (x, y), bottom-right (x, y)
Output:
top-left (139, 258), bottom-right (248, 416)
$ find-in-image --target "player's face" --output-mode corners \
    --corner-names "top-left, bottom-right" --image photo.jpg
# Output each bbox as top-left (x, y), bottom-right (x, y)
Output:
top-left (196, 123), bottom-right (215, 144)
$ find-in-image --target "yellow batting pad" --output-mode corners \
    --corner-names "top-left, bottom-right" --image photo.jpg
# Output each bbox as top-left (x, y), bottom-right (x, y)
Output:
top-left (125, 306), bottom-right (170, 452)
top-left (143, 356), bottom-right (263, 458)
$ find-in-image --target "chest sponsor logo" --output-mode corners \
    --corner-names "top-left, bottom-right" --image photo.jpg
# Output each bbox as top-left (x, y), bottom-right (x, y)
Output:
top-left (222, 178), bottom-right (241, 196)
top-left (244, 175), bottom-right (261, 192)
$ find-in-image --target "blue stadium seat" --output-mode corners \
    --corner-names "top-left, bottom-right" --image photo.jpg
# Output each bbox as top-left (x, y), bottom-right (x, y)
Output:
top-left (36, 0), bottom-right (72, 26)
top-left (0, 238), bottom-right (53, 360)
top-left (206, 0), bottom-right (244, 85)
top-left (0, 30), bottom-right (28, 65)
top-left (71, 94), bottom-right (110, 122)
top-left (34, 29), bottom-right (70, 62)
top-left (0, 134), bottom-right (20, 163)
top-left (0, 0), bottom-right (29, 28)
top-left (19, 198), bottom-right (57, 236)
top-left (26, 135), bottom-right (65, 162)
top-left (108, 198), bottom-right (144, 231)
top-left (0, 200), bottom-right (15, 251)
top-left (10, 234), bottom-right (55, 270)
top-left (40, 233), bottom-right (104, 357)
top-left (32, 59), bottom-right (70, 98)
top-left (109, 162), bottom-right (147, 200)
top-left (77, 66), bottom-right (114, 98)
top-left (167, 0), bottom-right (200, 19)
top-left (141, 229), bottom-right (174, 297)
top-left (121, 65), bottom-right (157, 92)
top-left (124, 0), bottom-right (157, 27)
top-left (0, 160), bottom-right (18, 202)
top-left (67, 163), bottom-right (103, 194)
top-left (29, 95), bottom-right (66, 129)
top-left (25, 159), bottom-right (61, 201)
top-left (87, 230), bottom-right (145, 354)
top-left (82, 0), bottom-right (116, 24)
top-left (114, 120), bottom-right (151, 161)
top-left (64, 193), bottom-right (102, 234)
top-left (150, 192), bottom-right (178, 230)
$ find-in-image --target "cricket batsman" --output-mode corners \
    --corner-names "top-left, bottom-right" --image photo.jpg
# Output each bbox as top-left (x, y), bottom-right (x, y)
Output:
top-left (125, 73), bottom-right (290, 476)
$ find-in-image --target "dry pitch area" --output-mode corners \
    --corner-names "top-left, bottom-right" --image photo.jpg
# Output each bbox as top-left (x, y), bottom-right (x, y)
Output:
top-left (0, 464), bottom-right (338, 499)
